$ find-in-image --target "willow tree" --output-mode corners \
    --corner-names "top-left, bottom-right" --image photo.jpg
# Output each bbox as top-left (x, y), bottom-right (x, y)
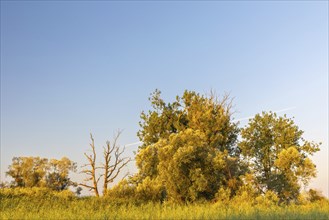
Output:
top-left (239, 112), bottom-right (320, 203)
top-left (134, 90), bottom-right (243, 202)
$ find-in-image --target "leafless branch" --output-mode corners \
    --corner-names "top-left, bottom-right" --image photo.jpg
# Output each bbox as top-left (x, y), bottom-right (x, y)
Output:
top-left (102, 130), bottom-right (131, 195)
top-left (80, 131), bottom-right (131, 197)
top-left (79, 134), bottom-right (100, 197)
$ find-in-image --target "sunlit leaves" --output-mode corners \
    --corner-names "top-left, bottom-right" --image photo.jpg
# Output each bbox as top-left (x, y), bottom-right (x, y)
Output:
top-left (6, 156), bottom-right (76, 191)
top-left (239, 112), bottom-right (320, 203)
top-left (135, 90), bottom-right (240, 202)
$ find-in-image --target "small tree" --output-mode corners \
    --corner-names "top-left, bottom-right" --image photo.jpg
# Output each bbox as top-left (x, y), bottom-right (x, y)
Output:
top-left (75, 186), bottom-right (83, 196)
top-left (46, 157), bottom-right (77, 191)
top-left (80, 132), bottom-right (131, 197)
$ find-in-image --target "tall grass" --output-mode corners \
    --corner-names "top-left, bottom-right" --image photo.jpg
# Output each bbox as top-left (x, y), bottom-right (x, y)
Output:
top-left (1, 188), bottom-right (329, 219)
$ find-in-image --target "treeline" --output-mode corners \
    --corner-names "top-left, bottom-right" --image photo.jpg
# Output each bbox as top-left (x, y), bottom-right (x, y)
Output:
top-left (2, 90), bottom-right (326, 204)
top-left (3, 157), bottom-right (78, 192)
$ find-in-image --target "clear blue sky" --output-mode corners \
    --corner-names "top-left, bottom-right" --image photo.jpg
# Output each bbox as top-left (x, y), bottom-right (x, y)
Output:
top-left (1, 1), bottom-right (328, 196)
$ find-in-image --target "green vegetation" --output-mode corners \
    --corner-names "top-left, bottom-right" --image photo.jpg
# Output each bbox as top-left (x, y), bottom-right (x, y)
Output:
top-left (5, 156), bottom-right (77, 190)
top-left (239, 111), bottom-right (320, 203)
top-left (127, 90), bottom-right (321, 204)
top-left (1, 90), bottom-right (327, 219)
top-left (1, 188), bottom-right (328, 219)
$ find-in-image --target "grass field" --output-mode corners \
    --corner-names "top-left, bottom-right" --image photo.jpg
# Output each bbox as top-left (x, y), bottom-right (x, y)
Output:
top-left (1, 189), bottom-right (329, 220)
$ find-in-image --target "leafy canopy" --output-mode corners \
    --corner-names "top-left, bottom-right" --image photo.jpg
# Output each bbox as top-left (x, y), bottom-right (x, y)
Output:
top-left (134, 90), bottom-right (243, 202)
top-left (6, 156), bottom-right (77, 191)
top-left (239, 112), bottom-right (320, 203)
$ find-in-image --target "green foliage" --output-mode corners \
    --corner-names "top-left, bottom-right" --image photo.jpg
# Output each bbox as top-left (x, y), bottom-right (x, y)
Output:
top-left (46, 157), bottom-right (77, 191)
top-left (133, 91), bottom-right (322, 204)
top-left (308, 189), bottom-right (326, 202)
top-left (105, 177), bottom-right (165, 204)
top-left (106, 179), bottom-right (136, 200)
top-left (1, 191), bottom-right (328, 220)
top-left (6, 157), bottom-right (49, 187)
top-left (255, 190), bottom-right (279, 207)
top-left (239, 112), bottom-right (320, 203)
top-left (6, 156), bottom-right (77, 191)
top-left (214, 188), bottom-right (231, 206)
top-left (135, 90), bottom-right (242, 202)
top-left (157, 129), bottom-right (239, 202)
top-left (3, 90), bottom-right (324, 209)
top-left (0, 187), bottom-right (75, 199)
top-left (135, 177), bottom-right (165, 202)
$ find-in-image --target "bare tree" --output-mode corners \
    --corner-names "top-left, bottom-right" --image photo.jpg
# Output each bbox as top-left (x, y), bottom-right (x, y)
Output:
top-left (80, 132), bottom-right (131, 197)
top-left (102, 130), bottom-right (131, 195)
top-left (80, 134), bottom-right (101, 197)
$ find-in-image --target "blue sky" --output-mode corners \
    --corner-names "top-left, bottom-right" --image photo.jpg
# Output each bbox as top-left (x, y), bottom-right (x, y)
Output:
top-left (1, 1), bottom-right (328, 196)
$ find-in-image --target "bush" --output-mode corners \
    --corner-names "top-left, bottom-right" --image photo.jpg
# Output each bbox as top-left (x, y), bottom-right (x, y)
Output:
top-left (308, 189), bottom-right (326, 202)
top-left (105, 179), bottom-right (137, 203)
top-left (0, 187), bottom-right (75, 199)
top-left (255, 190), bottom-right (279, 207)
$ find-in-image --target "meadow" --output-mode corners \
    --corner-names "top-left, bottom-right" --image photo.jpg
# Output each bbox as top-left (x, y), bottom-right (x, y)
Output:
top-left (1, 188), bottom-right (329, 220)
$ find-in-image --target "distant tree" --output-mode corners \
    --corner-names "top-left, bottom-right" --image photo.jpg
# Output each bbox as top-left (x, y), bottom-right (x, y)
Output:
top-left (46, 157), bottom-right (77, 191)
top-left (75, 186), bottom-right (83, 196)
top-left (135, 90), bottom-right (243, 202)
top-left (6, 157), bottom-right (49, 187)
top-left (6, 156), bottom-right (76, 190)
top-left (239, 112), bottom-right (320, 203)
top-left (80, 132), bottom-right (131, 197)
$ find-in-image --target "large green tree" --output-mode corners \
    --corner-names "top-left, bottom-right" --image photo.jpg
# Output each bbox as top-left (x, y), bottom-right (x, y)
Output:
top-left (134, 90), bottom-right (243, 202)
top-left (239, 112), bottom-right (320, 203)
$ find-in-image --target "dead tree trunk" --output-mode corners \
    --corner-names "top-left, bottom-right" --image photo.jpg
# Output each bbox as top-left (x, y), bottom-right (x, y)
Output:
top-left (80, 134), bottom-right (100, 197)
top-left (80, 132), bottom-right (131, 197)
top-left (102, 130), bottom-right (131, 195)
